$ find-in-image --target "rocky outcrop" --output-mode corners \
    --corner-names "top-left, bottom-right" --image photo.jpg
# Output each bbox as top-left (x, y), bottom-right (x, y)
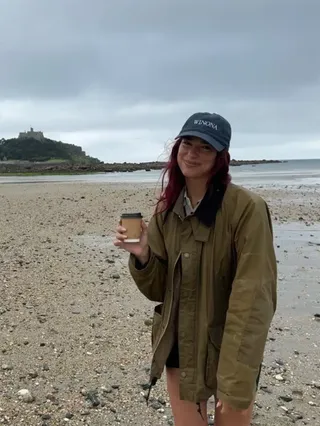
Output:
top-left (0, 159), bottom-right (283, 175)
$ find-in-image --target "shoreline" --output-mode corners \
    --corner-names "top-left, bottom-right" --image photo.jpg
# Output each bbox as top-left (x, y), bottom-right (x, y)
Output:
top-left (1, 159), bottom-right (320, 188)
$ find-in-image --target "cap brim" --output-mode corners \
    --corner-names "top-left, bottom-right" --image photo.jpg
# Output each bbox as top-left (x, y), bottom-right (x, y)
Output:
top-left (177, 130), bottom-right (226, 152)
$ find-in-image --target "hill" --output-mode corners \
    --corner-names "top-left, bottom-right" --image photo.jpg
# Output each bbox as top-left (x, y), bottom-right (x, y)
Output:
top-left (0, 136), bottom-right (101, 164)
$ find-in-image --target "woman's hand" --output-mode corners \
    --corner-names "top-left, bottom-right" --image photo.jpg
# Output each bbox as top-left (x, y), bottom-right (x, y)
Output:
top-left (113, 220), bottom-right (150, 264)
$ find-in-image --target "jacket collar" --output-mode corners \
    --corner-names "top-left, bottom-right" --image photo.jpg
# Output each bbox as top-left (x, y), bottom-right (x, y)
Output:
top-left (172, 182), bottom-right (227, 227)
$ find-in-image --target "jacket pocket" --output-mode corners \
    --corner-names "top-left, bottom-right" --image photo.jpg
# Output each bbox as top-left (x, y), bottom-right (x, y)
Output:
top-left (151, 303), bottom-right (163, 348)
top-left (205, 326), bottom-right (223, 389)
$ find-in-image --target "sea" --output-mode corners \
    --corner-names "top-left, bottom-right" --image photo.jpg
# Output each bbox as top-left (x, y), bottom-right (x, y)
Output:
top-left (0, 159), bottom-right (320, 188)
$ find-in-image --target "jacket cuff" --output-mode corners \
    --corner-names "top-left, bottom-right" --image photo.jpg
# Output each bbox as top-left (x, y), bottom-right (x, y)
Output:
top-left (216, 361), bottom-right (258, 410)
top-left (216, 388), bottom-right (254, 410)
top-left (129, 251), bottom-right (155, 277)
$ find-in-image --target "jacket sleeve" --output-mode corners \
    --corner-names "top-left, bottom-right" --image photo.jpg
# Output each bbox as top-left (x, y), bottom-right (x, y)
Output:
top-left (128, 212), bottom-right (167, 302)
top-left (216, 196), bottom-right (277, 410)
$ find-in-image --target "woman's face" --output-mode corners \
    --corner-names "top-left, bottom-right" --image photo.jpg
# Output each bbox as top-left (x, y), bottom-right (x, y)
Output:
top-left (177, 137), bottom-right (217, 180)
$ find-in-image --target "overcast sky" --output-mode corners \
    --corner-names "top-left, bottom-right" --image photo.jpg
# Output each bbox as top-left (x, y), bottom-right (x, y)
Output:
top-left (0, 0), bottom-right (319, 162)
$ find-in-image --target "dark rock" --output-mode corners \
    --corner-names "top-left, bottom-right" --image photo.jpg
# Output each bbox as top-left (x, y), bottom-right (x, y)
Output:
top-left (311, 382), bottom-right (320, 389)
top-left (65, 412), bottom-right (74, 419)
top-left (29, 370), bottom-right (38, 378)
top-left (279, 395), bottom-right (293, 402)
top-left (111, 384), bottom-right (120, 389)
top-left (150, 400), bottom-right (162, 410)
top-left (85, 389), bottom-right (100, 407)
top-left (41, 414), bottom-right (51, 420)
top-left (157, 396), bottom-right (166, 405)
top-left (139, 383), bottom-right (150, 391)
top-left (45, 393), bottom-right (57, 402)
top-left (112, 274), bottom-right (120, 279)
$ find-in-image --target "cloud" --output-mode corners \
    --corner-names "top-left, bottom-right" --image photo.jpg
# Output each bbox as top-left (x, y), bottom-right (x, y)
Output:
top-left (0, 0), bottom-right (319, 161)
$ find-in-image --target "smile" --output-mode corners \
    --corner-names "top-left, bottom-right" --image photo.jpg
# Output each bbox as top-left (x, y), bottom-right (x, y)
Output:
top-left (184, 161), bottom-right (200, 167)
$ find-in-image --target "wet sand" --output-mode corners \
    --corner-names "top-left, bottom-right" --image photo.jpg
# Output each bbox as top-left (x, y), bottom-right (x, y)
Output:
top-left (0, 182), bottom-right (319, 425)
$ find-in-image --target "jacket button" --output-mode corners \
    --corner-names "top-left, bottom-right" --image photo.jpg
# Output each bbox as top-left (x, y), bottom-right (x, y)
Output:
top-left (181, 372), bottom-right (187, 378)
top-left (183, 253), bottom-right (190, 258)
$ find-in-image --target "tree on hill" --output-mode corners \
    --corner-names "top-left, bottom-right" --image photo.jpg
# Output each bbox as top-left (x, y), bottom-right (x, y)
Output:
top-left (0, 137), bottom-right (102, 164)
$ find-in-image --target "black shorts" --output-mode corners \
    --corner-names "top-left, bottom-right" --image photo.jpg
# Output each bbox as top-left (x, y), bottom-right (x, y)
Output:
top-left (165, 340), bottom-right (262, 390)
top-left (166, 340), bottom-right (179, 368)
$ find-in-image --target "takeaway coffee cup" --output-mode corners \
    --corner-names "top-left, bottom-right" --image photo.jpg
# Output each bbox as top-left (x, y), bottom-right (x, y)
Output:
top-left (120, 213), bottom-right (143, 243)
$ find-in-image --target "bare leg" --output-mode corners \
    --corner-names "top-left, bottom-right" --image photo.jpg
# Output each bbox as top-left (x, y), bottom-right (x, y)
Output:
top-left (166, 367), bottom-right (208, 426)
top-left (214, 398), bottom-right (255, 426)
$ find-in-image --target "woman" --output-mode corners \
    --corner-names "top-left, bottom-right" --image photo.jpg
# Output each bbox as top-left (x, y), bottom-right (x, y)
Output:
top-left (114, 112), bottom-right (277, 426)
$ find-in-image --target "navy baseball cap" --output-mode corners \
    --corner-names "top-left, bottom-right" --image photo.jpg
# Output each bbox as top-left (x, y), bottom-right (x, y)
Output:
top-left (176, 112), bottom-right (232, 152)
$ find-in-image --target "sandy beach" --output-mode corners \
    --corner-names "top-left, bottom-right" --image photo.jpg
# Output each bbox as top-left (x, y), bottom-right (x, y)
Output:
top-left (0, 181), bottom-right (319, 426)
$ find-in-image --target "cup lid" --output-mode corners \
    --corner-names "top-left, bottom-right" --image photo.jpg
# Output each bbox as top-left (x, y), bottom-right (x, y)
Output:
top-left (121, 212), bottom-right (143, 219)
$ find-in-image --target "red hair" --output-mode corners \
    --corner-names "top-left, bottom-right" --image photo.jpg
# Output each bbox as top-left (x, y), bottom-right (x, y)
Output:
top-left (156, 139), bottom-right (231, 212)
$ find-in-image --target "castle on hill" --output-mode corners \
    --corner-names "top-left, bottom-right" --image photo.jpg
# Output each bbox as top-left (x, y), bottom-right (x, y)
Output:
top-left (18, 127), bottom-right (44, 141)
